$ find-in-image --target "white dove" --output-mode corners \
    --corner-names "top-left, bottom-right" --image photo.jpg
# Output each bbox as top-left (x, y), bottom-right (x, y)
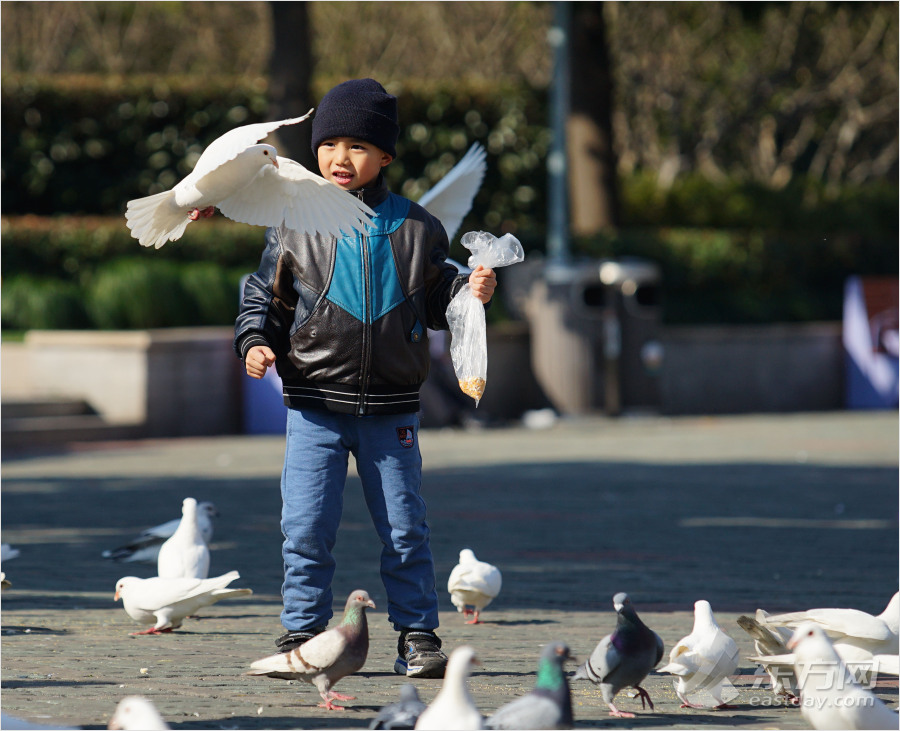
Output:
top-left (108, 696), bottom-right (170, 730)
top-left (415, 645), bottom-right (484, 730)
top-left (125, 111), bottom-right (375, 249)
top-left (750, 644), bottom-right (899, 688)
top-left (659, 600), bottom-right (740, 709)
top-left (102, 501), bottom-right (218, 564)
top-left (114, 570), bottom-right (252, 635)
top-left (787, 622), bottom-right (899, 730)
top-left (418, 142), bottom-right (486, 242)
top-left (448, 549), bottom-right (502, 624)
top-left (157, 497), bottom-right (210, 579)
top-left (760, 592), bottom-right (899, 655)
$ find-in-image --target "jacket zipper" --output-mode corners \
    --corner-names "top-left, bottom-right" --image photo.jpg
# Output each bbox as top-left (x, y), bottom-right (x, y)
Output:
top-left (356, 189), bottom-right (373, 415)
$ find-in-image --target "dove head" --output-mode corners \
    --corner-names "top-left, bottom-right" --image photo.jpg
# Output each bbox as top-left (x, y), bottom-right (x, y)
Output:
top-left (198, 501), bottom-right (219, 519)
top-left (447, 645), bottom-right (481, 678)
top-left (114, 577), bottom-right (139, 601)
top-left (880, 591), bottom-right (900, 633)
top-left (787, 622), bottom-right (837, 659)
top-left (234, 144), bottom-right (279, 173)
top-left (346, 589), bottom-right (376, 611)
top-left (109, 695), bottom-right (168, 731)
top-left (693, 599), bottom-right (718, 629)
top-left (182, 497), bottom-right (197, 514)
top-left (459, 548), bottom-right (477, 563)
top-left (613, 592), bottom-right (631, 613)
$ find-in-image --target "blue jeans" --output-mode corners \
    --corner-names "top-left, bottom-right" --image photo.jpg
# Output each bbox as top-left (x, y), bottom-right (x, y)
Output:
top-left (280, 408), bottom-right (439, 632)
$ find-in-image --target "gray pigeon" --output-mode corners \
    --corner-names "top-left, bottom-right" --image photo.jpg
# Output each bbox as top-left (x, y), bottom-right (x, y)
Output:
top-left (247, 589), bottom-right (375, 710)
top-left (486, 641), bottom-right (575, 729)
top-left (370, 684), bottom-right (427, 729)
top-left (572, 592), bottom-right (664, 718)
top-left (102, 501), bottom-right (218, 564)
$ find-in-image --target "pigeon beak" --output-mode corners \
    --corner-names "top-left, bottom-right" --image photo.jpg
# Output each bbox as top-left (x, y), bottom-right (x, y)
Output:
top-left (786, 636), bottom-right (798, 651)
top-left (614, 601), bottom-right (624, 612)
top-left (271, 157), bottom-right (280, 169)
top-left (114, 589), bottom-right (121, 601)
top-left (366, 599), bottom-right (376, 609)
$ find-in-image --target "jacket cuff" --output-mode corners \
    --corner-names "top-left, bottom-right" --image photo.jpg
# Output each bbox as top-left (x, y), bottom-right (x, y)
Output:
top-left (237, 333), bottom-right (272, 362)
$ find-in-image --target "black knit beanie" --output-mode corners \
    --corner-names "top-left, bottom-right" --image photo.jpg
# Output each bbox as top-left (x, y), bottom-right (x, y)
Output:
top-left (311, 78), bottom-right (399, 158)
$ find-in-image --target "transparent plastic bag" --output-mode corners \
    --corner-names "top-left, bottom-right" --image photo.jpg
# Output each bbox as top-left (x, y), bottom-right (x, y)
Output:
top-left (445, 231), bottom-right (525, 405)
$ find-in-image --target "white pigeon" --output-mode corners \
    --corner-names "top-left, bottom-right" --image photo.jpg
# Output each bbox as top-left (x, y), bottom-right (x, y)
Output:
top-left (750, 644), bottom-right (899, 688)
top-left (415, 645), bottom-right (484, 730)
top-left (448, 549), bottom-right (502, 624)
top-left (659, 599), bottom-right (740, 709)
top-left (125, 111), bottom-right (375, 249)
top-left (157, 497), bottom-right (210, 580)
top-left (418, 142), bottom-right (487, 242)
top-left (787, 622), bottom-right (899, 730)
top-left (114, 570), bottom-right (252, 635)
top-left (760, 592), bottom-right (899, 655)
top-left (102, 501), bottom-right (218, 564)
top-left (108, 696), bottom-right (170, 730)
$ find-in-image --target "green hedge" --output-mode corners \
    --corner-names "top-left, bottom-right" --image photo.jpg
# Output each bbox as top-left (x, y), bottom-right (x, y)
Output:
top-left (3, 215), bottom-right (895, 329)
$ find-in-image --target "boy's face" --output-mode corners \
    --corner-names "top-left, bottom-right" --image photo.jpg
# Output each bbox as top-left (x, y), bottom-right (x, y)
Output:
top-left (317, 137), bottom-right (392, 191)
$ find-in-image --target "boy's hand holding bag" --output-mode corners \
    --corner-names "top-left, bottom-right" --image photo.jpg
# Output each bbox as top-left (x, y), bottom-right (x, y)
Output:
top-left (445, 231), bottom-right (525, 405)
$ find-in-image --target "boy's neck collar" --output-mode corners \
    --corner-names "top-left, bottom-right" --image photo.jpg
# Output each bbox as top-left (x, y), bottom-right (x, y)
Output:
top-left (350, 172), bottom-right (389, 208)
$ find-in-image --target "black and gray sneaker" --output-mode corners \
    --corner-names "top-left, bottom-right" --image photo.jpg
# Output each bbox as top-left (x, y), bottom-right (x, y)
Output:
top-left (275, 625), bottom-right (326, 653)
top-left (394, 629), bottom-right (448, 678)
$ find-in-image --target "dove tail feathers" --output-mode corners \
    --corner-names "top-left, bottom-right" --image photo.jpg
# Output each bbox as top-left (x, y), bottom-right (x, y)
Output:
top-left (125, 190), bottom-right (191, 249)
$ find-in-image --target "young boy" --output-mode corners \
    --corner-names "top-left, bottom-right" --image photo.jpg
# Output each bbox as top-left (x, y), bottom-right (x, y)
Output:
top-left (234, 78), bottom-right (496, 679)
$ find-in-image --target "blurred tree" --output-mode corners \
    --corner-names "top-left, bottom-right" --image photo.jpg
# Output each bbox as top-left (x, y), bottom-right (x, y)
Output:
top-left (568, 2), bottom-right (620, 234)
top-left (267, 1), bottom-right (315, 168)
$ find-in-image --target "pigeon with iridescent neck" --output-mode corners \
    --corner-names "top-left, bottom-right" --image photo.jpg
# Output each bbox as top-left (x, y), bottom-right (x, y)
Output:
top-left (486, 641), bottom-right (574, 729)
top-left (247, 589), bottom-right (375, 711)
top-left (572, 592), bottom-right (664, 718)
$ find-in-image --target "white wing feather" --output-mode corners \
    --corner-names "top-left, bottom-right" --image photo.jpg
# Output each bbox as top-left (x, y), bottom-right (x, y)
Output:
top-left (418, 143), bottom-right (487, 242)
top-left (187, 111), bottom-right (313, 183)
top-left (217, 157), bottom-right (375, 238)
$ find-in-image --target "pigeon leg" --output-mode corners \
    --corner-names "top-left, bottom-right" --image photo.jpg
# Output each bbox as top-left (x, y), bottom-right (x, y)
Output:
top-left (676, 689), bottom-right (704, 709)
top-left (465, 609), bottom-right (482, 625)
top-left (317, 692), bottom-right (346, 711)
top-left (713, 702), bottom-right (739, 710)
top-left (129, 627), bottom-right (174, 636)
top-left (634, 686), bottom-right (655, 710)
top-left (607, 703), bottom-right (635, 718)
top-left (327, 691), bottom-right (356, 701)
top-left (188, 206), bottom-right (216, 221)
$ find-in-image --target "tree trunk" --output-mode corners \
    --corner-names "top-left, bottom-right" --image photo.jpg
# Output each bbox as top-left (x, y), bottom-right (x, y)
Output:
top-left (568, 2), bottom-right (619, 234)
top-left (267, 2), bottom-right (315, 169)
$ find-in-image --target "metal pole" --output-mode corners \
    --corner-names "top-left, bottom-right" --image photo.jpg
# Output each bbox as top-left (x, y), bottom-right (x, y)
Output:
top-left (546, 1), bottom-right (571, 273)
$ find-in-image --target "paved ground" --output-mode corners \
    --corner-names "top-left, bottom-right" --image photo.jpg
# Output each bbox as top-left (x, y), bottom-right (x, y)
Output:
top-left (1, 411), bottom-right (897, 729)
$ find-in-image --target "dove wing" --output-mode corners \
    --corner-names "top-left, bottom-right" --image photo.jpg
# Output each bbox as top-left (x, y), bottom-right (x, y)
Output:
top-left (451, 562), bottom-right (501, 597)
top-left (188, 112), bottom-right (313, 183)
top-left (768, 608), bottom-right (891, 642)
top-left (217, 158), bottom-right (374, 238)
top-left (589, 635), bottom-right (621, 681)
top-left (418, 143), bottom-right (486, 242)
top-left (296, 627), bottom-right (349, 669)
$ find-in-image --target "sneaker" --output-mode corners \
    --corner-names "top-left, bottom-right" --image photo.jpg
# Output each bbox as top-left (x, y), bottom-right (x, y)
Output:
top-left (394, 629), bottom-right (448, 678)
top-left (275, 625), bottom-right (326, 653)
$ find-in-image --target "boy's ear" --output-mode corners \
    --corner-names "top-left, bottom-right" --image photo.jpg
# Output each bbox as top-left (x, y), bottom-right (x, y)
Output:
top-left (380, 152), bottom-right (393, 167)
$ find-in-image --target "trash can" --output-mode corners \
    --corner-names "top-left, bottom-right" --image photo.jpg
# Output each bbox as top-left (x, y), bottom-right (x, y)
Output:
top-left (525, 257), bottom-right (663, 415)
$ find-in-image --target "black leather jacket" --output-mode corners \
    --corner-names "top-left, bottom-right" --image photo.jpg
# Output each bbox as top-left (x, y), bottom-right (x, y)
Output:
top-left (234, 174), bottom-right (467, 416)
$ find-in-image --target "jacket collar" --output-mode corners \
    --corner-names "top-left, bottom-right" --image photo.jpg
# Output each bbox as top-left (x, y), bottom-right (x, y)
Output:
top-left (351, 172), bottom-right (390, 209)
